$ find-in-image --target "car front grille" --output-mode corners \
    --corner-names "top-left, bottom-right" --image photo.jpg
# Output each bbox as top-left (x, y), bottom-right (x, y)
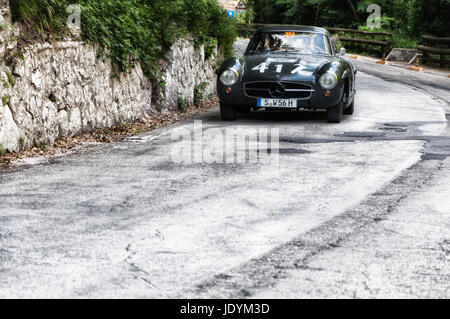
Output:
top-left (244, 81), bottom-right (314, 99)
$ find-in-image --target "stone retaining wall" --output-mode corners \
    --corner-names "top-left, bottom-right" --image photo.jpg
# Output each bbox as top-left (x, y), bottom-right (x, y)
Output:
top-left (0, 1), bottom-right (217, 152)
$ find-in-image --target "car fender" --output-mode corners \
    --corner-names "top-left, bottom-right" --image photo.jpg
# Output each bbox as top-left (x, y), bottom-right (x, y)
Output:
top-left (217, 58), bottom-right (244, 77)
top-left (217, 57), bottom-right (246, 103)
top-left (316, 60), bottom-right (346, 98)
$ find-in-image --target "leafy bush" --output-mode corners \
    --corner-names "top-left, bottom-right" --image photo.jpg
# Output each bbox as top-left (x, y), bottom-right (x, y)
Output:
top-left (194, 82), bottom-right (208, 106)
top-left (10, 0), bottom-right (237, 77)
top-left (10, 0), bottom-right (70, 32)
top-left (177, 93), bottom-right (188, 110)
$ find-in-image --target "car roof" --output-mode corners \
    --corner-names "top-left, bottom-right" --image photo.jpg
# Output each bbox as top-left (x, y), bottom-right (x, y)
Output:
top-left (256, 25), bottom-right (331, 36)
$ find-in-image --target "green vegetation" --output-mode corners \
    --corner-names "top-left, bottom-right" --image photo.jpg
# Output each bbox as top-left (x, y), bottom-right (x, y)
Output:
top-left (2, 95), bottom-right (11, 106)
top-left (194, 82), bottom-right (208, 106)
top-left (0, 143), bottom-right (5, 155)
top-left (37, 141), bottom-right (47, 150)
top-left (177, 93), bottom-right (188, 110)
top-left (10, 0), bottom-right (237, 77)
top-left (13, 52), bottom-right (25, 60)
top-left (6, 71), bottom-right (16, 87)
top-left (247, 0), bottom-right (449, 49)
top-left (1, 71), bottom-right (15, 89)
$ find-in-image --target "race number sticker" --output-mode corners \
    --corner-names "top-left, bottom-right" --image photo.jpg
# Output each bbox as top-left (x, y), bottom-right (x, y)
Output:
top-left (252, 59), bottom-right (310, 75)
top-left (252, 62), bottom-right (269, 73)
top-left (291, 61), bottom-right (312, 76)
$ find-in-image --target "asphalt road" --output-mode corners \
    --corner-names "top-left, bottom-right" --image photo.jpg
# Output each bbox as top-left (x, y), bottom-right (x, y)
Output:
top-left (0, 59), bottom-right (449, 298)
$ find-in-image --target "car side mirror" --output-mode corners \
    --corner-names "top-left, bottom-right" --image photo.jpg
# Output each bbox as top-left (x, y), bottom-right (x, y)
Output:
top-left (339, 48), bottom-right (346, 56)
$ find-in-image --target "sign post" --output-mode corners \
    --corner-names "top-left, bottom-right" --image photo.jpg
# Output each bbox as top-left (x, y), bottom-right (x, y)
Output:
top-left (219, 0), bottom-right (238, 18)
top-left (226, 10), bottom-right (235, 18)
top-left (235, 0), bottom-right (248, 15)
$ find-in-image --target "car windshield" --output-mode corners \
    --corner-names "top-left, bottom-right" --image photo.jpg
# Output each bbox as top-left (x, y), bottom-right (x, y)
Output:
top-left (248, 31), bottom-right (332, 55)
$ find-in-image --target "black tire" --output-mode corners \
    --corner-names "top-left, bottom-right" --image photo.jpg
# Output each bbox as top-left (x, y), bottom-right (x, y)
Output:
top-left (327, 100), bottom-right (344, 123)
top-left (343, 99), bottom-right (354, 115)
top-left (239, 106), bottom-right (251, 114)
top-left (220, 103), bottom-right (237, 121)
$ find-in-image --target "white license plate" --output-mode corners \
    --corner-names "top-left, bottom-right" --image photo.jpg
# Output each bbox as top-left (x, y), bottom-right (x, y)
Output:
top-left (257, 98), bottom-right (297, 108)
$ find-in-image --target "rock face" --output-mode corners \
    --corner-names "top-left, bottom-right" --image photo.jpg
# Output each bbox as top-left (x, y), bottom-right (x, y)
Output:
top-left (1, 42), bottom-right (153, 151)
top-left (0, 1), bottom-right (217, 152)
top-left (160, 39), bottom-right (217, 110)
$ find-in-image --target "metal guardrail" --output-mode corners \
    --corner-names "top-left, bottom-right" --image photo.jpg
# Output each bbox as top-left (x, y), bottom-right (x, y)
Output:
top-left (417, 35), bottom-right (450, 67)
top-left (236, 24), bottom-right (393, 58)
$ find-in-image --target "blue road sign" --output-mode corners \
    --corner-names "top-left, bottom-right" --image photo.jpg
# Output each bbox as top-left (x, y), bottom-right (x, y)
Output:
top-left (226, 10), bottom-right (235, 18)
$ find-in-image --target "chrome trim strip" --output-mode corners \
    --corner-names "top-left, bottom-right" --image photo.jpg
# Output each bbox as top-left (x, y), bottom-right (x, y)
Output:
top-left (244, 88), bottom-right (268, 91)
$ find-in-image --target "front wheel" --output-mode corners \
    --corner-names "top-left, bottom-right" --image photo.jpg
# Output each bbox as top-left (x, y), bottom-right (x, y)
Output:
top-left (220, 103), bottom-right (237, 121)
top-left (327, 100), bottom-right (344, 123)
top-left (343, 99), bottom-right (355, 115)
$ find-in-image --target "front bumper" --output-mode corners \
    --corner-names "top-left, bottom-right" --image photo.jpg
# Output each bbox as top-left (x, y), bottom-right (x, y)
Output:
top-left (217, 81), bottom-right (344, 111)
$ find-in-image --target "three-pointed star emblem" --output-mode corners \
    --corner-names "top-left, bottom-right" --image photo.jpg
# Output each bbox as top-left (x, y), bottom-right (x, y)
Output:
top-left (269, 82), bottom-right (285, 98)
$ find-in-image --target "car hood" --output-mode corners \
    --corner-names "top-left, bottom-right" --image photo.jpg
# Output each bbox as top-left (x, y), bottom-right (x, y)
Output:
top-left (242, 53), bottom-right (334, 83)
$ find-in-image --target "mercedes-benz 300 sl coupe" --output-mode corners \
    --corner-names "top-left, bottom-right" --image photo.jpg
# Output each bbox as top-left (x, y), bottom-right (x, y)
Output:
top-left (216, 25), bottom-right (357, 123)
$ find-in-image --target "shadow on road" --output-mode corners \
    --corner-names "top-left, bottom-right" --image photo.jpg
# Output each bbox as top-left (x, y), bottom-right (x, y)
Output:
top-left (201, 109), bottom-right (330, 124)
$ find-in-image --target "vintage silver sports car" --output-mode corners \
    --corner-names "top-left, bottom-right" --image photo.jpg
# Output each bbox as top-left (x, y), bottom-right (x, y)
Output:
top-left (216, 25), bottom-right (357, 123)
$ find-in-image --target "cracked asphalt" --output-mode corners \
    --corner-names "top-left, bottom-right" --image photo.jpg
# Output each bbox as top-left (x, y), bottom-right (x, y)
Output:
top-left (0, 54), bottom-right (449, 298)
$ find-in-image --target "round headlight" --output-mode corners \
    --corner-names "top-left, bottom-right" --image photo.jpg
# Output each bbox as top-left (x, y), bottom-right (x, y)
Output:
top-left (319, 72), bottom-right (338, 89)
top-left (220, 69), bottom-right (238, 86)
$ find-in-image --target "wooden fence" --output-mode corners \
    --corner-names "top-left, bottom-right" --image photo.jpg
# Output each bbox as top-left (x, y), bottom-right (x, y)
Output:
top-left (236, 24), bottom-right (393, 58)
top-left (417, 35), bottom-right (450, 68)
top-left (327, 28), bottom-right (393, 57)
